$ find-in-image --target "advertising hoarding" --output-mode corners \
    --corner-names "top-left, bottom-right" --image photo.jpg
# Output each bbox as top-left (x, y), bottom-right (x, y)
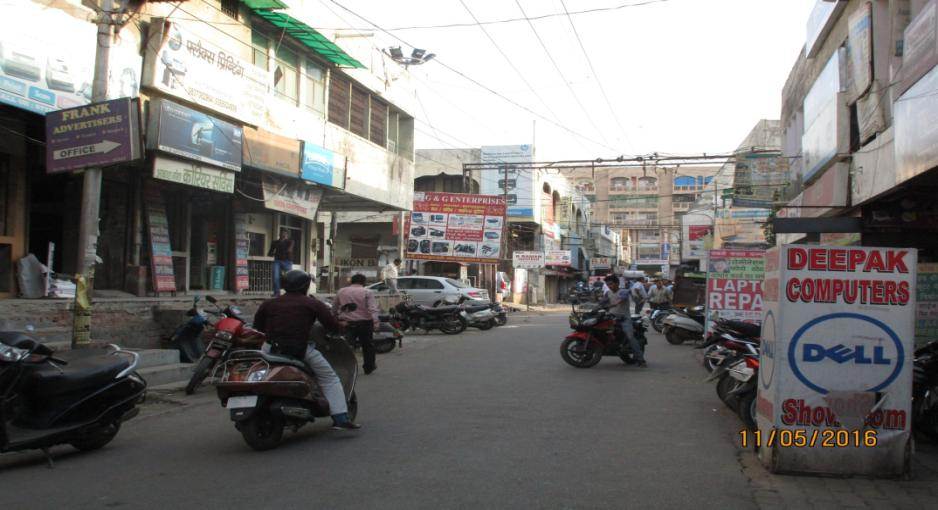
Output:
top-left (806, 0), bottom-right (846, 57)
top-left (758, 246), bottom-right (916, 476)
top-left (142, 19), bottom-right (266, 124)
top-left (898, 0), bottom-right (938, 97)
top-left (150, 99), bottom-right (242, 171)
top-left (513, 251), bottom-right (545, 269)
top-left (895, 64), bottom-right (938, 186)
top-left (0, 0), bottom-right (141, 114)
top-left (802, 51), bottom-right (846, 183)
top-left (546, 250), bottom-right (573, 267)
top-left (844, 2), bottom-right (873, 104)
top-left (301, 141), bottom-right (346, 188)
top-left (152, 156), bottom-right (235, 194)
top-left (705, 249), bottom-right (765, 332)
top-left (261, 175), bottom-right (323, 221)
top-left (732, 152), bottom-right (789, 208)
top-left (406, 192), bottom-right (506, 264)
top-left (592, 257), bottom-right (612, 270)
top-left (243, 127), bottom-right (301, 177)
top-left (45, 97), bottom-right (141, 173)
top-left (480, 145), bottom-right (535, 219)
top-left (144, 185), bottom-right (176, 293)
top-left (917, 263), bottom-right (938, 347)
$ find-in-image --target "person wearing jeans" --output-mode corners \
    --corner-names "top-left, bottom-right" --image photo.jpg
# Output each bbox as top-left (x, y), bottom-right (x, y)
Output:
top-left (336, 273), bottom-right (381, 374)
top-left (269, 230), bottom-right (294, 296)
top-left (602, 275), bottom-right (646, 367)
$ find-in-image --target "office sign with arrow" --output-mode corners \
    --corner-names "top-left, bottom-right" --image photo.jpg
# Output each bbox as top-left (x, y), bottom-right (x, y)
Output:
top-left (45, 97), bottom-right (141, 174)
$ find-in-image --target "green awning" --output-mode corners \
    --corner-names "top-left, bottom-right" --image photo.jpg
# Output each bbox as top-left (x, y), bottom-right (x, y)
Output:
top-left (248, 7), bottom-right (366, 69)
top-left (242, 0), bottom-right (288, 9)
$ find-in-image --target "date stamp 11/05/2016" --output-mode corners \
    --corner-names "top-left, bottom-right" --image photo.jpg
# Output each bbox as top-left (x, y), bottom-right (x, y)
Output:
top-left (739, 428), bottom-right (879, 449)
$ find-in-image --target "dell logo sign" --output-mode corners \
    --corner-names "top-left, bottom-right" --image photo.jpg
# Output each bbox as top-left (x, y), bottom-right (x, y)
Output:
top-left (802, 344), bottom-right (891, 365)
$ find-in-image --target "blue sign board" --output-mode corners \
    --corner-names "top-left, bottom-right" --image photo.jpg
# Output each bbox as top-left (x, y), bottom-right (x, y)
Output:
top-left (154, 100), bottom-right (242, 171)
top-left (301, 141), bottom-right (345, 189)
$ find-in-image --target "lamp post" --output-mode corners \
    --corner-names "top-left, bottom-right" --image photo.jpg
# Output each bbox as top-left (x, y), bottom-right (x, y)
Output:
top-left (383, 47), bottom-right (436, 68)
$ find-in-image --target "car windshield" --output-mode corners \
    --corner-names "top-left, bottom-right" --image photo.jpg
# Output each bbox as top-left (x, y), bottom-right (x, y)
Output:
top-left (445, 278), bottom-right (468, 288)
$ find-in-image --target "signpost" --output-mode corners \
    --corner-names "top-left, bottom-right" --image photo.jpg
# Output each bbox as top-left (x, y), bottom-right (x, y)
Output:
top-left (758, 245), bottom-right (916, 476)
top-left (45, 97), bottom-right (141, 174)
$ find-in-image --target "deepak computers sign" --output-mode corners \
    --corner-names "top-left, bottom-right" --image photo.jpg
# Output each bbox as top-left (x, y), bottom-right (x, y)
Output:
top-left (758, 245), bottom-right (915, 476)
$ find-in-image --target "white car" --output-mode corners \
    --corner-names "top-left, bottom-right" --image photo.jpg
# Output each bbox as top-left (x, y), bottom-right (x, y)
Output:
top-left (368, 276), bottom-right (489, 306)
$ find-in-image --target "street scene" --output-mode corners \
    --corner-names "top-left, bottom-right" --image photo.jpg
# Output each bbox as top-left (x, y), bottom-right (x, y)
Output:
top-left (3, 0), bottom-right (938, 508)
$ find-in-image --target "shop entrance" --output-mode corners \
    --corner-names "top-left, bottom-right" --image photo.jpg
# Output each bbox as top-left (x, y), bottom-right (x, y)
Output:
top-left (189, 192), bottom-right (230, 291)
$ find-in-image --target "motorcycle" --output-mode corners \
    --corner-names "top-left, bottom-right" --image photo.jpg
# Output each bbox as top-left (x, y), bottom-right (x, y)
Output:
top-left (185, 296), bottom-right (265, 395)
top-left (649, 305), bottom-right (675, 333)
top-left (0, 332), bottom-right (146, 464)
top-left (322, 298), bottom-right (402, 354)
top-left (391, 295), bottom-right (467, 335)
top-left (214, 307), bottom-right (359, 451)
top-left (702, 321), bottom-right (761, 429)
top-left (455, 296), bottom-right (498, 330)
top-left (913, 340), bottom-right (938, 441)
top-left (700, 319), bottom-right (762, 373)
top-left (168, 296), bottom-right (210, 363)
top-left (559, 301), bottom-right (647, 368)
top-left (661, 306), bottom-right (706, 345)
top-left (492, 303), bottom-right (508, 327)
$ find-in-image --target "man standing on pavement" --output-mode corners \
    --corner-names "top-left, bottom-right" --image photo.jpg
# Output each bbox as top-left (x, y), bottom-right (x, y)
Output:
top-left (602, 275), bottom-right (646, 368)
top-left (268, 230), bottom-right (294, 296)
top-left (630, 278), bottom-right (648, 315)
top-left (383, 258), bottom-right (402, 294)
top-left (336, 273), bottom-right (381, 375)
top-left (648, 279), bottom-right (671, 310)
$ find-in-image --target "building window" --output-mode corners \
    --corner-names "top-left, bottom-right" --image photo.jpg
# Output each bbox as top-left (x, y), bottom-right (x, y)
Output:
top-left (274, 45), bottom-right (299, 103)
top-left (329, 73), bottom-right (351, 128)
top-left (221, 0), bottom-right (239, 20)
top-left (387, 111), bottom-right (399, 152)
top-left (370, 98), bottom-right (388, 147)
top-left (349, 86), bottom-right (370, 138)
top-left (303, 61), bottom-right (326, 114)
top-left (251, 31), bottom-right (269, 71)
top-left (247, 232), bottom-right (267, 257)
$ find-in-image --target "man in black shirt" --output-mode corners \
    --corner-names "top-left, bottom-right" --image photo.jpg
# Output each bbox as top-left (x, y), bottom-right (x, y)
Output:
top-left (268, 230), bottom-right (295, 296)
top-left (253, 270), bottom-right (360, 430)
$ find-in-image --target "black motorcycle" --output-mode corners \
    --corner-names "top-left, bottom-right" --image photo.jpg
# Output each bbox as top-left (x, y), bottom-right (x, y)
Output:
top-left (392, 296), bottom-right (467, 335)
top-left (914, 340), bottom-right (938, 441)
top-left (0, 332), bottom-right (146, 464)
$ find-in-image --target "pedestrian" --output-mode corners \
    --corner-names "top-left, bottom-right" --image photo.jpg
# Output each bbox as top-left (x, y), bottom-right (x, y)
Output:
top-left (630, 277), bottom-right (648, 315)
top-left (336, 273), bottom-right (381, 375)
top-left (268, 229), bottom-right (294, 297)
top-left (601, 275), bottom-right (646, 368)
top-left (383, 258), bottom-right (402, 294)
top-left (648, 278), bottom-right (671, 310)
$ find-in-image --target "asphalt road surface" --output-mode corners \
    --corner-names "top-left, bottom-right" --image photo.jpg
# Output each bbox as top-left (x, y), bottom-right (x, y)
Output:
top-left (0, 313), bottom-right (756, 509)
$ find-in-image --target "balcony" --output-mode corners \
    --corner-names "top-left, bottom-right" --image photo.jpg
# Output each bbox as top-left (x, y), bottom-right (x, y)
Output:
top-left (608, 186), bottom-right (657, 195)
top-left (610, 218), bottom-right (659, 227)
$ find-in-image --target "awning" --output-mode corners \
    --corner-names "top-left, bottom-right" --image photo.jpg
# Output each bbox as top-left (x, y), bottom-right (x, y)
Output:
top-left (248, 6), bottom-right (366, 69)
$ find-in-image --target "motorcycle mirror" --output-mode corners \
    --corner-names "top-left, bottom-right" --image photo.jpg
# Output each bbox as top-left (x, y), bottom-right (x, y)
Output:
top-left (206, 295), bottom-right (218, 304)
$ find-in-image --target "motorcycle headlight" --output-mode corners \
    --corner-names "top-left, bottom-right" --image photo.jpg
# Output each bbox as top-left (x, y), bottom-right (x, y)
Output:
top-left (247, 369), bottom-right (269, 382)
top-left (215, 331), bottom-right (234, 341)
top-left (0, 344), bottom-right (28, 363)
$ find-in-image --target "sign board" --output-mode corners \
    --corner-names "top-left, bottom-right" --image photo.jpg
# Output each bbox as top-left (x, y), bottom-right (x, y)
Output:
top-left (513, 251), bottom-right (545, 269)
top-left (0, 0), bottom-right (141, 114)
top-left (150, 99), bottom-right (242, 171)
top-left (806, 0), bottom-right (846, 57)
top-left (546, 250), bottom-right (573, 267)
top-left (243, 127), bottom-right (300, 177)
top-left (895, 64), bottom-right (938, 186)
top-left (142, 19), bottom-right (266, 124)
top-left (732, 152), bottom-right (789, 208)
top-left (233, 214), bottom-right (250, 291)
top-left (153, 156), bottom-right (235, 194)
top-left (802, 51), bottom-right (846, 183)
top-left (45, 97), bottom-right (141, 173)
top-left (480, 145), bottom-right (535, 219)
top-left (406, 192), bottom-right (506, 264)
top-left (844, 2), bottom-right (873, 104)
top-left (301, 141), bottom-right (346, 188)
top-left (261, 175), bottom-right (323, 221)
top-left (898, 0), bottom-right (938, 97)
top-left (917, 263), bottom-right (938, 347)
top-left (686, 224), bottom-right (713, 259)
top-left (705, 249), bottom-right (764, 332)
top-left (758, 245), bottom-right (916, 476)
top-left (592, 257), bottom-right (612, 271)
top-left (144, 185), bottom-right (176, 293)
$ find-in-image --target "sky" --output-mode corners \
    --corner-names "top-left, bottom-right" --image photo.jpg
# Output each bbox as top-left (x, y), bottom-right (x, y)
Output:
top-left (310, 0), bottom-right (816, 162)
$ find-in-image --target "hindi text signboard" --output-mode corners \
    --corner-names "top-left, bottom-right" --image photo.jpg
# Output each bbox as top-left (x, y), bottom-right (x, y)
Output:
top-left (153, 157), bottom-right (235, 193)
top-left (261, 175), bottom-right (323, 221)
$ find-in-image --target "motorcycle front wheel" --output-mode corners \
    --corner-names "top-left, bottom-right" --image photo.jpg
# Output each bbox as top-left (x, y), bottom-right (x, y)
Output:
top-left (71, 420), bottom-right (121, 452)
top-left (240, 412), bottom-right (284, 451)
top-left (439, 316), bottom-right (467, 335)
top-left (716, 374), bottom-right (742, 411)
top-left (737, 392), bottom-right (757, 431)
top-left (664, 327), bottom-right (686, 345)
top-left (185, 356), bottom-right (216, 395)
top-left (560, 337), bottom-right (602, 368)
top-left (652, 313), bottom-right (667, 333)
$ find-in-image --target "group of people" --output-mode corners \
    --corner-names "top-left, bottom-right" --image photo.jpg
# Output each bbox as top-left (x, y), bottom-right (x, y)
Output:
top-left (626, 277), bottom-right (674, 314)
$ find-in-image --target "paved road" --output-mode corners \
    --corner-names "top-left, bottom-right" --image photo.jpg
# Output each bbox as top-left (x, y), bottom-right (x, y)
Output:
top-left (0, 313), bottom-right (758, 509)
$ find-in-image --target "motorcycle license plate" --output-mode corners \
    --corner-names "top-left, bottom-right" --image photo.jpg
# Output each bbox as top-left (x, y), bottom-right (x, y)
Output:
top-left (226, 396), bottom-right (258, 409)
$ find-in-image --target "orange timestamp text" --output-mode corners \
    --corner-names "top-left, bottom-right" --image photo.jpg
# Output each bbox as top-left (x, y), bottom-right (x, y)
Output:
top-left (739, 428), bottom-right (878, 448)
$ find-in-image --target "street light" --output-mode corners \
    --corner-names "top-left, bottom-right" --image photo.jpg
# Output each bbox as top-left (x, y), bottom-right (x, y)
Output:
top-left (383, 46), bottom-right (436, 67)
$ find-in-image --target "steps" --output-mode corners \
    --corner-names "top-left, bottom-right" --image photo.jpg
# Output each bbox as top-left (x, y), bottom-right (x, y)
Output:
top-left (133, 349), bottom-right (194, 387)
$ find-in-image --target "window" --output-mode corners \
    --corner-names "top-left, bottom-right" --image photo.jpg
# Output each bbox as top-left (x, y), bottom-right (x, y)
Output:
top-left (247, 232), bottom-right (267, 257)
top-left (396, 278), bottom-right (415, 290)
top-left (251, 31), bottom-right (269, 71)
top-left (349, 86), bottom-right (369, 138)
top-left (221, 0), bottom-right (238, 19)
top-left (445, 278), bottom-right (468, 288)
top-left (370, 98), bottom-right (387, 147)
top-left (304, 61), bottom-right (325, 114)
top-left (422, 279), bottom-right (444, 290)
top-left (329, 73), bottom-right (351, 128)
top-left (274, 45), bottom-right (299, 103)
top-left (387, 111), bottom-right (399, 152)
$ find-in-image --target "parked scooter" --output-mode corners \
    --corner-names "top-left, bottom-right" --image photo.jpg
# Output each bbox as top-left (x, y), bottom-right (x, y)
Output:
top-left (214, 306), bottom-right (359, 451)
top-left (455, 296), bottom-right (499, 330)
top-left (559, 300), bottom-right (647, 368)
top-left (168, 296), bottom-right (209, 363)
top-left (492, 303), bottom-right (508, 327)
top-left (0, 332), bottom-right (146, 464)
top-left (702, 320), bottom-right (762, 429)
top-left (391, 294), bottom-right (467, 334)
top-left (322, 298), bottom-right (402, 354)
top-left (661, 306), bottom-right (706, 345)
top-left (649, 305), bottom-right (675, 333)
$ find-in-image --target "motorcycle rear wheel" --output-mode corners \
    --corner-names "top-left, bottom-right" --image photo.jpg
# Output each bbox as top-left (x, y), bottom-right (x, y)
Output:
top-left (373, 339), bottom-right (396, 354)
top-left (439, 317), bottom-right (467, 335)
top-left (71, 420), bottom-right (121, 452)
top-left (185, 356), bottom-right (216, 395)
top-left (738, 392), bottom-right (757, 431)
top-left (240, 412), bottom-right (284, 451)
top-left (665, 328), bottom-right (685, 345)
top-left (560, 338), bottom-right (602, 368)
top-left (475, 319), bottom-right (495, 331)
top-left (716, 374), bottom-right (741, 411)
top-left (494, 315), bottom-right (507, 327)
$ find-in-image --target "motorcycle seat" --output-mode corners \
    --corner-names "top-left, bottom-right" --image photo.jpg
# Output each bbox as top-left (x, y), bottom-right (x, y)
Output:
top-left (230, 350), bottom-right (310, 373)
top-left (419, 305), bottom-right (459, 313)
top-left (25, 349), bottom-right (130, 397)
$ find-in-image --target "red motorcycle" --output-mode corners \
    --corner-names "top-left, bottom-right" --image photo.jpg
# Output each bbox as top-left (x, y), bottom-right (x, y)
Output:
top-left (185, 296), bottom-right (266, 395)
top-left (560, 302), bottom-right (647, 368)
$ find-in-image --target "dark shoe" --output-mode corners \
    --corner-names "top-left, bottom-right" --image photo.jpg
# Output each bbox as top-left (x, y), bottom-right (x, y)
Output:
top-left (364, 366), bottom-right (376, 375)
top-left (332, 421), bottom-right (362, 431)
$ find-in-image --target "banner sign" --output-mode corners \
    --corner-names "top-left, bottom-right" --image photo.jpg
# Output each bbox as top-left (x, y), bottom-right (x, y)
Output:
top-left (261, 175), bottom-right (324, 221)
top-left (45, 97), bottom-right (141, 173)
top-left (144, 185), bottom-right (176, 293)
top-left (705, 249), bottom-right (765, 332)
top-left (243, 127), bottom-right (300, 177)
top-left (513, 251), bottom-right (545, 269)
top-left (406, 192), bottom-right (506, 264)
top-left (233, 214), bottom-right (250, 291)
top-left (151, 99), bottom-right (242, 171)
top-left (480, 145), bottom-right (535, 219)
top-left (732, 152), bottom-right (789, 208)
top-left (758, 246), bottom-right (916, 476)
top-left (301, 141), bottom-right (346, 188)
top-left (142, 20), bottom-right (266, 124)
top-left (844, 2), bottom-right (873, 104)
top-left (592, 257), bottom-right (612, 270)
top-left (546, 250), bottom-right (572, 267)
top-left (687, 224), bottom-right (713, 259)
top-left (898, 0), bottom-right (938, 97)
top-left (152, 156), bottom-right (235, 193)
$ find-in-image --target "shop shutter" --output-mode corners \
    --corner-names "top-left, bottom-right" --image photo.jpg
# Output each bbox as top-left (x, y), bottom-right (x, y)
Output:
top-left (349, 86), bottom-right (369, 138)
top-left (370, 98), bottom-right (387, 147)
top-left (328, 73), bottom-right (350, 128)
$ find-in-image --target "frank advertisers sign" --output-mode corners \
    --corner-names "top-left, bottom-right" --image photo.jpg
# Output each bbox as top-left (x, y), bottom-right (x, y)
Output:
top-left (757, 245), bottom-right (916, 476)
top-left (705, 249), bottom-right (764, 332)
top-left (406, 192), bottom-right (506, 264)
top-left (45, 97), bottom-right (142, 174)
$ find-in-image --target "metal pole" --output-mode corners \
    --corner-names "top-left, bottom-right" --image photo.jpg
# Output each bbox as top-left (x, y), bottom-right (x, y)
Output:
top-left (72, 0), bottom-right (113, 348)
top-left (328, 213), bottom-right (338, 293)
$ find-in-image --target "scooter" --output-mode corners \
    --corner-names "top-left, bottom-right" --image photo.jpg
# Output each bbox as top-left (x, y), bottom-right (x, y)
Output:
top-left (661, 306), bottom-right (706, 345)
top-left (649, 305), bottom-right (675, 333)
top-left (455, 296), bottom-right (498, 330)
top-left (214, 307), bottom-right (358, 451)
top-left (168, 296), bottom-right (209, 362)
top-left (0, 332), bottom-right (146, 465)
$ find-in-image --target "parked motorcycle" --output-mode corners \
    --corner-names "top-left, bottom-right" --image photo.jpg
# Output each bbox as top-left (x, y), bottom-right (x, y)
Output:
top-left (702, 320), bottom-right (761, 429)
top-left (168, 296), bottom-right (210, 363)
top-left (559, 301), bottom-right (647, 368)
top-left (661, 306), bottom-right (706, 345)
top-left (391, 295), bottom-right (467, 335)
top-left (913, 340), bottom-right (938, 441)
top-left (0, 332), bottom-right (146, 463)
top-left (455, 296), bottom-right (499, 330)
top-left (649, 305), bottom-right (675, 333)
top-left (185, 296), bottom-right (265, 395)
top-left (322, 298), bottom-right (402, 354)
top-left (492, 303), bottom-right (508, 327)
top-left (214, 308), bottom-right (358, 451)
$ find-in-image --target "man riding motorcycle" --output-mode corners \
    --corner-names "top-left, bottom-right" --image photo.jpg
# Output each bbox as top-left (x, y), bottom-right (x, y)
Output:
top-left (601, 274), bottom-right (647, 368)
top-left (252, 270), bottom-right (361, 430)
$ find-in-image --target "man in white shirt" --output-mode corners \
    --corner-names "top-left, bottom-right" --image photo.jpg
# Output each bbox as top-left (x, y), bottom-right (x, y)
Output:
top-left (630, 278), bottom-right (648, 315)
top-left (383, 258), bottom-right (401, 294)
top-left (648, 278), bottom-right (671, 310)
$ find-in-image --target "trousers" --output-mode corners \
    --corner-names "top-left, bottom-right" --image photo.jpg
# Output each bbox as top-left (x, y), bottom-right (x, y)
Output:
top-left (617, 317), bottom-right (645, 363)
top-left (265, 343), bottom-right (348, 416)
top-left (347, 320), bottom-right (376, 372)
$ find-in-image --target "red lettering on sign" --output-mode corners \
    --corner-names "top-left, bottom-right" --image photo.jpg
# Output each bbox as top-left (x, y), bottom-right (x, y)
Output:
top-left (828, 248), bottom-right (847, 271)
top-left (808, 249), bottom-right (827, 271)
top-left (864, 250), bottom-right (886, 273)
top-left (788, 247), bottom-right (807, 270)
top-left (849, 250), bottom-right (866, 272)
top-left (887, 250), bottom-right (909, 273)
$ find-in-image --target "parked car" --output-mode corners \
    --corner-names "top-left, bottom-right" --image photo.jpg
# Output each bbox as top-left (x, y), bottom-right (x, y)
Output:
top-left (367, 276), bottom-right (489, 306)
top-left (419, 240), bottom-right (431, 253)
top-left (431, 242), bottom-right (450, 254)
